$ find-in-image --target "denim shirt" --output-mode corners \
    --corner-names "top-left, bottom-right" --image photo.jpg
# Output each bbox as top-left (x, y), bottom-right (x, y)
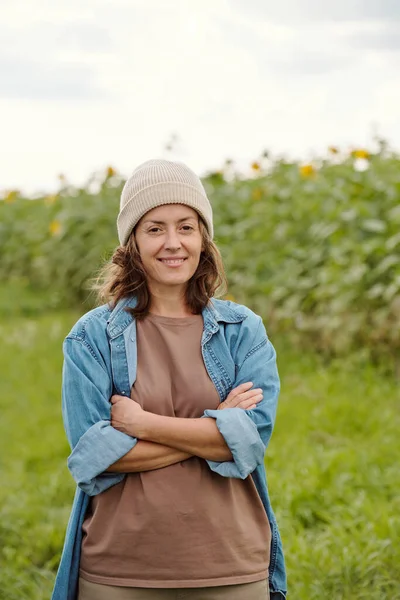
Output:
top-left (51, 297), bottom-right (287, 600)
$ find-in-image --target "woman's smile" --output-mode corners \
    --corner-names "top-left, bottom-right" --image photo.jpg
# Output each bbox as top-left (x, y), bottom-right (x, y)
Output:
top-left (157, 257), bottom-right (188, 267)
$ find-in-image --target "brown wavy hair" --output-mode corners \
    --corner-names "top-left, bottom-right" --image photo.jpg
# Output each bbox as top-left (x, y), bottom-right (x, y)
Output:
top-left (92, 217), bottom-right (227, 319)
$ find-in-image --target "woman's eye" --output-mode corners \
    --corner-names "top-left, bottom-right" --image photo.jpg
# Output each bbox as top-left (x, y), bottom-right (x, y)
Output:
top-left (147, 225), bottom-right (193, 233)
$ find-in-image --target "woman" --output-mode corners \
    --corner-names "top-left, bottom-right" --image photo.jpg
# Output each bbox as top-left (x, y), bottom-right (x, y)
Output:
top-left (52, 159), bottom-right (287, 600)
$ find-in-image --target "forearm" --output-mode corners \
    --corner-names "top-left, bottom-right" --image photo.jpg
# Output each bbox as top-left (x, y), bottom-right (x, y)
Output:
top-left (140, 414), bottom-right (233, 462)
top-left (106, 440), bottom-right (192, 473)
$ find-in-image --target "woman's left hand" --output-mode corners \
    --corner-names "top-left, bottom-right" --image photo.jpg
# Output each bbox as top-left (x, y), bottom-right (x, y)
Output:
top-left (110, 395), bottom-right (147, 438)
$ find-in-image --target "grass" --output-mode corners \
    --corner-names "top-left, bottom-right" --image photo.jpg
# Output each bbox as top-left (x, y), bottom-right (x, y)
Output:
top-left (0, 308), bottom-right (399, 599)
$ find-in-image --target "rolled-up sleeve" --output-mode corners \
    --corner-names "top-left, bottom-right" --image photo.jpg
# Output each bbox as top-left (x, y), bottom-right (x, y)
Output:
top-left (62, 336), bottom-right (138, 496)
top-left (204, 318), bottom-right (280, 479)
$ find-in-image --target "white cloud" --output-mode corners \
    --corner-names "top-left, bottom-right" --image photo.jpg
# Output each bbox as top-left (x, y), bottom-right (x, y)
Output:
top-left (0, 0), bottom-right (399, 194)
top-left (229, 0), bottom-right (400, 23)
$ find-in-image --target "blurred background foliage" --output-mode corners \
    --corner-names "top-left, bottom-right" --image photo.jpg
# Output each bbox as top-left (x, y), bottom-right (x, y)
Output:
top-left (1, 140), bottom-right (400, 599)
top-left (1, 138), bottom-right (399, 373)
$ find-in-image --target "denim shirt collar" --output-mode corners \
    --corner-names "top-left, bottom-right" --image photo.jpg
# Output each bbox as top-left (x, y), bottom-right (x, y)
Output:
top-left (106, 296), bottom-right (247, 340)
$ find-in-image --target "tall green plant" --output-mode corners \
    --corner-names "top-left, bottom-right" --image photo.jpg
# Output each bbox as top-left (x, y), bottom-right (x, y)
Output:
top-left (1, 146), bottom-right (399, 368)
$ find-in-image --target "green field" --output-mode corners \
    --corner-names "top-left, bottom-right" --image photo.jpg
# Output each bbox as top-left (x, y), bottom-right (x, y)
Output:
top-left (1, 308), bottom-right (399, 600)
top-left (2, 142), bottom-right (400, 367)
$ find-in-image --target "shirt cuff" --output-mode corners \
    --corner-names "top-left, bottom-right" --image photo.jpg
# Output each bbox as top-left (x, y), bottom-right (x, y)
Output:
top-left (202, 408), bottom-right (265, 479)
top-left (67, 420), bottom-right (138, 495)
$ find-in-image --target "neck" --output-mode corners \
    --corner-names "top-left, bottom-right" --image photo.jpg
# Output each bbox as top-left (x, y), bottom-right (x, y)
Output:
top-left (148, 285), bottom-right (193, 318)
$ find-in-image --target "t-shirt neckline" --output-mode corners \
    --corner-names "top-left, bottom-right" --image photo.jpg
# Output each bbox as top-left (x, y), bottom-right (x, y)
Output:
top-left (146, 312), bottom-right (202, 326)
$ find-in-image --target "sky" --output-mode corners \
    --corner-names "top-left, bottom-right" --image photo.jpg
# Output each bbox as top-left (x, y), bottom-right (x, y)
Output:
top-left (1, 0), bottom-right (399, 195)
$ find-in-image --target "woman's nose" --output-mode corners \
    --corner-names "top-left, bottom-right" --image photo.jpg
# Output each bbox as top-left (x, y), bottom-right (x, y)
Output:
top-left (164, 229), bottom-right (181, 249)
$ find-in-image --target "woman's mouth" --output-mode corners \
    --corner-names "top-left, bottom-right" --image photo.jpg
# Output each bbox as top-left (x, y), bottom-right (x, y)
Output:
top-left (157, 258), bottom-right (187, 267)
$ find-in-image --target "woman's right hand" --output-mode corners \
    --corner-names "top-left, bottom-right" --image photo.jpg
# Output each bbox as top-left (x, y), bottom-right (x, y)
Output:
top-left (217, 382), bottom-right (263, 411)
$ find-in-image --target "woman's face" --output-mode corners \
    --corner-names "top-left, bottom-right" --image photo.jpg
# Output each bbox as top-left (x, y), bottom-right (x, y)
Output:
top-left (134, 204), bottom-right (203, 294)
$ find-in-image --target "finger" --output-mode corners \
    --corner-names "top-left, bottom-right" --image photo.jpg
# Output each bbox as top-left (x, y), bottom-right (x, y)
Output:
top-left (238, 404), bottom-right (257, 410)
top-left (237, 394), bottom-right (263, 409)
top-left (236, 389), bottom-right (263, 403)
top-left (234, 382), bottom-right (254, 393)
top-left (110, 395), bottom-right (124, 404)
top-left (226, 382), bottom-right (253, 403)
top-left (226, 389), bottom-right (260, 407)
top-left (229, 382), bottom-right (253, 398)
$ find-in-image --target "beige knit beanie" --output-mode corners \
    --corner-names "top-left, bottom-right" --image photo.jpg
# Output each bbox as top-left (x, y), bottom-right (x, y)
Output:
top-left (117, 159), bottom-right (214, 246)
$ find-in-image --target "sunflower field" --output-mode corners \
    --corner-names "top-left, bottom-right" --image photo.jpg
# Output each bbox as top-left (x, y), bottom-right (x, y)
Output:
top-left (1, 140), bottom-right (399, 371)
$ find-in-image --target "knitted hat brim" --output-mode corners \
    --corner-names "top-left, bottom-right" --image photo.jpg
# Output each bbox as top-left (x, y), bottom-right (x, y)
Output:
top-left (117, 182), bottom-right (214, 246)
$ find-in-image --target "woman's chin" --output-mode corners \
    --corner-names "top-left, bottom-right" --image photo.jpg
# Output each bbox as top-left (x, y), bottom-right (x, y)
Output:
top-left (154, 269), bottom-right (195, 285)
top-left (149, 273), bottom-right (191, 288)
top-left (162, 276), bottom-right (191, 286)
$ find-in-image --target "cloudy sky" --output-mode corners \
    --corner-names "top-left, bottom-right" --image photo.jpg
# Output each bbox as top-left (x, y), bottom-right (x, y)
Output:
top-left (1, 0), bottom-right (399, 194)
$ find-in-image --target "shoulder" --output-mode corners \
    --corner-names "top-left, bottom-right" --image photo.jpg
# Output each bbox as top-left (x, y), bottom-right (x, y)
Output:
top-left (65, 303), bottom-right (112, 347)
top-left (210, 299), bottom-right (268, 363)
top-left (211, 298), bottom-right (264, 332)
top-left (211, 300), bottom-right (275, 370)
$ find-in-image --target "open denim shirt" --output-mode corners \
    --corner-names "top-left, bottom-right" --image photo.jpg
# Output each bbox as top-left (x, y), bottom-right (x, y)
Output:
top-left (51, 297), bottom-right (287, 600)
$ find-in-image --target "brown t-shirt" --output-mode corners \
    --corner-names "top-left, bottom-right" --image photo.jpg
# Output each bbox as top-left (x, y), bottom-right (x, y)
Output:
top-left (80, 313), bottom-right (271, 588)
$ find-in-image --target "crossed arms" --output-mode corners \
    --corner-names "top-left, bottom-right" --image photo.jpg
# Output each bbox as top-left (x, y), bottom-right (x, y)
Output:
top-left (62, 319), bottom-right (279, 496)
top-left (107, 381), bottom-right (263, 472)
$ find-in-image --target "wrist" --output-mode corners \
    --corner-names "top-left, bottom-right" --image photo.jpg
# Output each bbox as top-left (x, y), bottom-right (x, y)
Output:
top-left (137, 411), bottom-right (158, 440)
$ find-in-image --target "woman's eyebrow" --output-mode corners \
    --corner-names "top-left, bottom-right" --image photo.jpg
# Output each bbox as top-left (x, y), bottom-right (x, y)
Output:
top-left (143, 216), bottom-right (197, 225)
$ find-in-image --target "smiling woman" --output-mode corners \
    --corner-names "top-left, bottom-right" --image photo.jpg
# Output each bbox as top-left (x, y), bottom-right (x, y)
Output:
top-left (135, 207), bottom-right (204, 297)
top-left (93, 163), bottom-right (226, 321)
top-left (127, 205), bottom-right (211, 313)
top-left (52, 159), bottom-right (287, 600)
